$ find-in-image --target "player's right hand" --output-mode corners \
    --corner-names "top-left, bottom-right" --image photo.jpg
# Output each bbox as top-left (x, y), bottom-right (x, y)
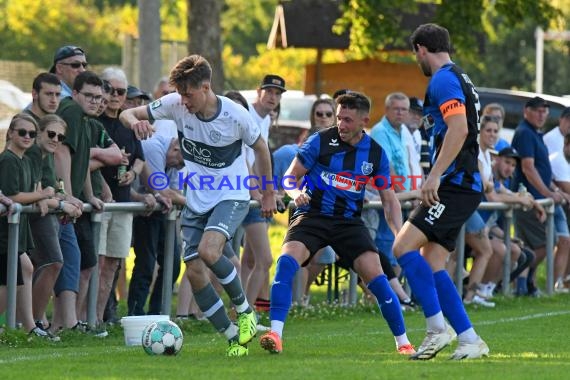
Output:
top-left (132, 120), bottom-right (154, 140)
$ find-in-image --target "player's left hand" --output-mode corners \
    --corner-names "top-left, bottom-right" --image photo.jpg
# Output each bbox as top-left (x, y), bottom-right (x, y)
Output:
top-left (421, 174), bottom-right (440, 207)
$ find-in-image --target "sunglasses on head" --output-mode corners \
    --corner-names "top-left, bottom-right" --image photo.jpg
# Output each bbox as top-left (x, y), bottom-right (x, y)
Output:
top-left (316, 111), bottom-right (333, 118)
top-left (59, 62), bottom-right (88, 69)
top-left (111, 88), bottom-right (127, 96)
top-left (15, 129), bottom-right (37, 138)
top-left (46, 130), bottom-right (66, 142)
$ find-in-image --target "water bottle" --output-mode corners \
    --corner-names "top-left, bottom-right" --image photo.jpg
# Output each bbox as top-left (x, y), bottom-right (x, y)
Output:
top-left (117, 147), bottom-right (127, 180)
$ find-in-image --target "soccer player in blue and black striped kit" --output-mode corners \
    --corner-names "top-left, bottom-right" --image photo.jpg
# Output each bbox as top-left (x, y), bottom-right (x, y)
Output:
top-left (392, 23), bottom-right (489, 360)
top-left (260, 91), bottom-right (416, 355)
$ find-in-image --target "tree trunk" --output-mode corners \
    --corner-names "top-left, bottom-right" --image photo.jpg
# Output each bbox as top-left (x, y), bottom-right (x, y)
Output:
top-left (187, 0), bottom-right (225, 93)
top-left (138, 0), bottom-right (162, 93)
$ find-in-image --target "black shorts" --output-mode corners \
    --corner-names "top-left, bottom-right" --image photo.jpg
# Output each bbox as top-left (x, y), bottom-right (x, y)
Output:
top-left (408, 183), bottom-right (481, 252)
top-left (283, 213), bottom-right (377, 270)
top-left (74, 214), bottom-right (97, 270)
top-left (0, 252), bottom-right (24, 286)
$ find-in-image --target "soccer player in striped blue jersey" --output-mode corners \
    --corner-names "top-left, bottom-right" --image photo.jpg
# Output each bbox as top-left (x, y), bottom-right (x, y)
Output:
top-left (392, 23), bottom-right (489, 360)
top-left (260, 91), bottom-right (415, 356)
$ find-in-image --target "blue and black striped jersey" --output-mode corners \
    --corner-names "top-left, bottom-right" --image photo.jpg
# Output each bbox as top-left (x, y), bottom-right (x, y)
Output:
top-left (423, 63), bottom-right (482, 192)
top-left (294, 127), bottom-right (391, 219)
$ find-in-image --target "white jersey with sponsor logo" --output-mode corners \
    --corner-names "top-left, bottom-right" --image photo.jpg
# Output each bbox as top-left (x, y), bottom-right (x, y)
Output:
top-left (148, 93), bottom-right (260, 213)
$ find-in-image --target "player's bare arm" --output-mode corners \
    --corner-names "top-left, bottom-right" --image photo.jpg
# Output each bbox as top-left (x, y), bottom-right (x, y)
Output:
top-left (251, 136), bottom-right (277, 217)
top-left (283, 157), bottom-right (310, 207)
top-left (119, 105), bottom-right (154, 140)
top-left (379, 188), bottom-right (403, 236)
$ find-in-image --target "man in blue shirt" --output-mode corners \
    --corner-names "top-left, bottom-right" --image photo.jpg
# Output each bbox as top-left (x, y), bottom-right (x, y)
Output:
top-left (392, 23), bottom-right (489, 360)
top-left (511, 96), bottom-right (567, 296)
top-left (49, 45), bottom-right (88, 99)
top-left (260, 92), bottom-right (415, 356)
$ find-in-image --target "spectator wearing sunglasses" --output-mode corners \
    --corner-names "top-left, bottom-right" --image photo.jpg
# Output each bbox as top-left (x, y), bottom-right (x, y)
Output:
top-left (309, 98), bottom-right (336, 135)
top-left (49, 45), bottom-right (88, 99)
top-left (26, 115), bottom-right (82, 336)
top-left (0, 114), bottom-right (58, 339)
top-left (95, 68), bottom-right (147, 330)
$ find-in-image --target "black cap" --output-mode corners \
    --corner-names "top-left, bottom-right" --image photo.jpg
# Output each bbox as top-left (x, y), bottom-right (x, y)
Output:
top-left (49, 45), bottom-right (85, 73)
top-left (525, 96), bottom-right (550, 109)
top-left (260, 74), bottom-right (286, 92)
top-left (127, 85), bottom-right (151, 100)
top-left (409, 97), bottom-right (424, 113)
top-left (561, 107), bottom-right (570, 119)
top-left (498, 147), bottom-right (520, 160)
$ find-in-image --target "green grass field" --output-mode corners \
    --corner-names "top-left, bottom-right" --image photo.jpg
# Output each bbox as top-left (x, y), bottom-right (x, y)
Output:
top-left (1, 295), bottom-right (570, 379)
top-left (2, 218), bottom-right (570, 379)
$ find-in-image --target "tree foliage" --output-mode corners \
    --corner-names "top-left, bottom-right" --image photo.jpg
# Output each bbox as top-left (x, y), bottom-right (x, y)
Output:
top-left (0, 0), bottom-right (130, 69)
top-left (336, 0), bottom-right (563, 61)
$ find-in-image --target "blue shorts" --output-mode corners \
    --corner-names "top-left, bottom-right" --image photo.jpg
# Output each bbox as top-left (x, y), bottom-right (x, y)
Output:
top-left (554, 205), bottom-right (570, 238)
top-left (54, 222), bottom-right (81, 295)
top-left (241, 207), bottom-right (271, 226)
top-left (465, 210), bottom-right (486, 234)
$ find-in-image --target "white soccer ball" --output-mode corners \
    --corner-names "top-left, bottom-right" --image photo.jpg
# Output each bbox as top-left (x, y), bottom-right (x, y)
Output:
top-left (141, 320), bottom-right (184, 355)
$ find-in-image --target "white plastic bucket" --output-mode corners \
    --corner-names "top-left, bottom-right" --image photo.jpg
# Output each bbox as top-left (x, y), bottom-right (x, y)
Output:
top-left (120, 315), bottom-right (170, 346)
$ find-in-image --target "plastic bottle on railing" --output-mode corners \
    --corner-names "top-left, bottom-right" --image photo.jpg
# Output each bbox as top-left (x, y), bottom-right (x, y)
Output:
top-left (518, 183), bottom-right (529, 211)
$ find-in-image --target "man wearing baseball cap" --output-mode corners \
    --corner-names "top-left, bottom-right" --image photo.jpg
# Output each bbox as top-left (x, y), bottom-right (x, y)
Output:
top-left (511, 95), bottom-right (570, 296)
top-left (259, 74), bottom-right (286, 93)
top-left (241, 74), bottom-right (286, 318)
top-left (49, 45), bottom-right (88, 98)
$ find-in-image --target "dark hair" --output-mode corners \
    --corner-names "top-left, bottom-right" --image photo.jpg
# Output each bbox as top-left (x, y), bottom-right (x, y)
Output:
top-left (336, 92), bottom-right (371, 114)
top-left (72, 71), bottom-right (103, 92)
top-left (169, 55), bottom-right (212, 90)
top-left (32, 72), bottom-right (61, 92)
top-left (410, 23), bottom-right (451, 53)
top-left (224, 91), bottom-right (249, 110)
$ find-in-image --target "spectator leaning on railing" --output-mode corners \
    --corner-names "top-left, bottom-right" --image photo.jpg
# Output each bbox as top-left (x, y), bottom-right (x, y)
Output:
top-left (511, 97), bottom-right (570, 297)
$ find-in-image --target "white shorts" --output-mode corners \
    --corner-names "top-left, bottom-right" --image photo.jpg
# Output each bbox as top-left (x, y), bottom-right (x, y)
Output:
top-left (98, 211), bottom-right (133, 258)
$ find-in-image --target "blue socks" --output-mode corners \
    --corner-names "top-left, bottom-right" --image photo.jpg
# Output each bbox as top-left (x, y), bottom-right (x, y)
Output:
top-left (397, 250), bottom-right (442, 318)
top-left (269, 254), bottom-right (300, 323)
top-left (434, 270), bottom-right (472, 335)
top-left (367, 274), bottom-right (406, 336)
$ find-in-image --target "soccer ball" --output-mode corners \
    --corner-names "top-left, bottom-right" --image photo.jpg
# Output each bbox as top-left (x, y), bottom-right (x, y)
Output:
top-left (141, 320), bottom-right (184, 355)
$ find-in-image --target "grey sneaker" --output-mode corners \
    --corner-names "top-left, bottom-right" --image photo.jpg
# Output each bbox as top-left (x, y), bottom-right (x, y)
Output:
top-left (410, 324), bottom-right (455, 360)
top-left (450, 336), bottom-right (490, 360)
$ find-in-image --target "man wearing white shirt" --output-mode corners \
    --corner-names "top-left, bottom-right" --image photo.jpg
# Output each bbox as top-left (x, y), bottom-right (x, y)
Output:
top-left (242, 75), bottom-right (285, 315)
top-left (549, 132), bottom-right (570, 292)
top-left (543, 107), bottom-right (570, 155)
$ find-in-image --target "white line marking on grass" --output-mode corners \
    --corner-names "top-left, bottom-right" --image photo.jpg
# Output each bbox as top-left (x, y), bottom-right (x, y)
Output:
top-left (0, 346), bottom-right (135, 364)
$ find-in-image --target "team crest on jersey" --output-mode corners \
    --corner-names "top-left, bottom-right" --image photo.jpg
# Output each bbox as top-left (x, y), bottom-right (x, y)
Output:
top-left (329, 138), bottom-right (339, 147)
top-left (209, 130), bottom-right (221, 143)
top-left (150, 100), bottom-right (162, 110)
top-left (361, 161), bottom-right (373, 175)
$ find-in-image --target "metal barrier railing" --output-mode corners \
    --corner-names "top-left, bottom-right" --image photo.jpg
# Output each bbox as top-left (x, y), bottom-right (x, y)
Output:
top-left (0, 197), bottom-right (555, 329)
